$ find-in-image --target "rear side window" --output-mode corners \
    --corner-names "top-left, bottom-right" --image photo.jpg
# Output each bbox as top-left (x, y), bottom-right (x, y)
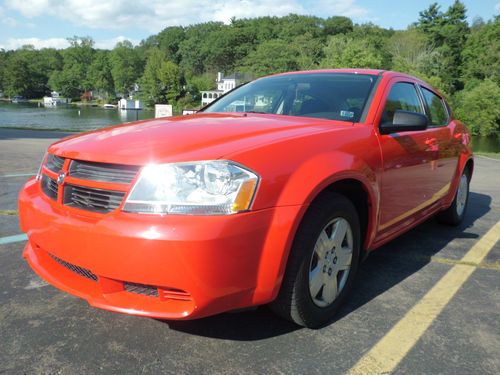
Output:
top-left (421, 87), bottom-right (448, 126)
top-left (382, 82), bottom-right (424, 124)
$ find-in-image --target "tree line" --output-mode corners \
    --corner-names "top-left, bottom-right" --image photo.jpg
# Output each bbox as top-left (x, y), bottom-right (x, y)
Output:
top-left (0, 1), bottom-right (498, 136)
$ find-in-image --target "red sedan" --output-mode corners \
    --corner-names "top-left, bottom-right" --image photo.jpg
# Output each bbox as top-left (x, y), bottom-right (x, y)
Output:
top-left (19, 69), bottom-right (473, 327)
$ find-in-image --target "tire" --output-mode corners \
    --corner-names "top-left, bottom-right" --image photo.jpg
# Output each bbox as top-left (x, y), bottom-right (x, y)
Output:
top-left (437, 168), bottom-right (470, 226)
top-left (270, 192), bottom-right (361, 328)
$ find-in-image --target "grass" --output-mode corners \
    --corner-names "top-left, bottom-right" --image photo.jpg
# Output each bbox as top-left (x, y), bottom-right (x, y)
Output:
top-left (0, 210), bottom-right (18, 216)
top-left (475, 151), bottom-right (500, 159)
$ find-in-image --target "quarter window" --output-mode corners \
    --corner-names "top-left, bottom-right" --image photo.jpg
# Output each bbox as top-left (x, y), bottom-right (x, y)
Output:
top-left (421, 87), bottom-right (448, 126)
top-left (382, 82), bottom-right (424, 124)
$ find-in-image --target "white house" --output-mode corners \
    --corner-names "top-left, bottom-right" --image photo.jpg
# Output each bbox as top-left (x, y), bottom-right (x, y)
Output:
top-left (43, 91), bottom-right (70, 106)
top-left (118, 98), bottom-right (143, 110)
top-left (201, 72), bottom-right (248, 106)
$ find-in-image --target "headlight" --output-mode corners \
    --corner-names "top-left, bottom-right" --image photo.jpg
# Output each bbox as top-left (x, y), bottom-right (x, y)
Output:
top-left (36, 152), bottom-right (48, 181)
top-left (123, 161), bottom-right (259, 215)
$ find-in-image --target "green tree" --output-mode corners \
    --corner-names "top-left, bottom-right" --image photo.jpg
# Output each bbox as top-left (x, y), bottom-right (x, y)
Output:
top-left (86, 51), bottom-right (114, 98)
top-left (185, 73), bottom-right (215, 101)
top-left (321, 35), bottom-right (385, 69)
top-left (417, 2), bottom-right (444, 45)
top-left (109, 40), bottom-right (143, 96)
top-left (178, 22), bottom-right (224, 75)
top-left (139, 48), bottom-right (182, 105)
top-left (3, 46), bottom-right (48, 98)
top-left (159, 60), bottom-right (182, 104)
top-left (462, 17), bottom-right (500, 85)
top-left (454, 79), bottom-right (500, 136)
top-left (157, 26), bottom-right (185, 64)
top-left (202, 24), bottom-right (258, 72)
top-left (0, 50), bottom-right (6, 91)
top-left (239, 39), bottom-right (301, 76)
top-left (323, 16), bottom-right (353, 35)
top-left (417, 1), bottom-right (469, 92)
top-left (48, 36), bottom-right (95, 98)
top-left (139, 48), bottom-right (165, 105)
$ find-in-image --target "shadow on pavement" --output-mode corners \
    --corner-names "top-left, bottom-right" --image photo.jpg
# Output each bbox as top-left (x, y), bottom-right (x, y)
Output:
top-left (166, 191), bottom-right (491, 339)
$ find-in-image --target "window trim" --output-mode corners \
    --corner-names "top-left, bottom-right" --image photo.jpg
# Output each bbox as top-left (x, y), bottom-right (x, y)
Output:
top-left (417, 85), bottom-right (450, 128)
top-left (378, 80), bottom-right (426, 130)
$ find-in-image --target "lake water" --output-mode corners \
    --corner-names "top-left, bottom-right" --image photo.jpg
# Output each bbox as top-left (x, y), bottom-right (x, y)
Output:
top-left (0, 101), bottom-right (498, 152)
top-left (0, 102), bottom-right (155, 132)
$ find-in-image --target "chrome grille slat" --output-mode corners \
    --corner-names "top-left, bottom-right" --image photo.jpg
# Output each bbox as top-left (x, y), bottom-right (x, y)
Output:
top-left (46, 154), bottom-right (65, 172)
top-left (69, 160), bottom-right (139, 184)
top-left (49, 253), bottom-right (98, 281)
top-left (71, 186), bottom-right (125, 199)
top-left (70, 194), bottom-right (123, 205)
top-left (41, 175), bottom-right (58, 200)
top-left (63, 184), bottom-right (126, 213)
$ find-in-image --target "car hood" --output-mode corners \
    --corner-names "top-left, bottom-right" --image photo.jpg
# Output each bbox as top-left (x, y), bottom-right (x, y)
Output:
top-left (49, 113), bottom-right (351, 165)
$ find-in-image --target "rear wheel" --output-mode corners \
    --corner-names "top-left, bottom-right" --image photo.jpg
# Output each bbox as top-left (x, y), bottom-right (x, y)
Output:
top-left (437, 168), bottom-right (470, 226)
top-left (270, 192), bottom-right (361, 328)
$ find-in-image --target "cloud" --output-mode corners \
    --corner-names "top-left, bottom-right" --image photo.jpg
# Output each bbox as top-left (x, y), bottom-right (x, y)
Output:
top-left (5, 0), bottom-right (371, 33)
top-left (94, 36), bottom-right (140, 49)
top-left (304, 0), bottom-right (368, 18)
top-left (0, 36), bottom-right (140, 51)
top-left (495, 3), bottom-right (500, 13)
top-left (0, 37), bottom-right (70, 50)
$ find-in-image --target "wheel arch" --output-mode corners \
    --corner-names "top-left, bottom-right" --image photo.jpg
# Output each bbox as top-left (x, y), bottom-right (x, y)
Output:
top-left (263, 168), bottom-right (379, 302)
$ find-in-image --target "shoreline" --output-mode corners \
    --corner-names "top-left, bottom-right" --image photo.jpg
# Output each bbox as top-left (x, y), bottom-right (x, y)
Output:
top-left (0, 125), bottom-right (83, 133)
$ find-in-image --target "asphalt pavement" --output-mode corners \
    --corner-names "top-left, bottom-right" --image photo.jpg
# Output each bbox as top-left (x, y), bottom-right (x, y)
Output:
top-left (0, 128), bottom-right (499, 374)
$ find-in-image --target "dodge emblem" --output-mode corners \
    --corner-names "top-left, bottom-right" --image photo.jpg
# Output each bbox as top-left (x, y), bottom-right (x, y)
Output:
top-left (57, 172), bottom-right (66, 185)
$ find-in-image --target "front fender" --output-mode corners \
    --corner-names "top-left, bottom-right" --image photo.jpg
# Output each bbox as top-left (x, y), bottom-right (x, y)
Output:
top-left (252, 151), bottom-right (381, 302)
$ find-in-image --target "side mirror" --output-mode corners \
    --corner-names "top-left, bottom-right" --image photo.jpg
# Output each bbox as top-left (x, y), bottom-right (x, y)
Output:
top-left (380, 110), bottom-right (428, 134)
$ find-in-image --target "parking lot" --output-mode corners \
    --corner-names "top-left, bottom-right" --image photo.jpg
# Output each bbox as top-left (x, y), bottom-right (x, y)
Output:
top-left (1, 128), bottom-right (499, 374)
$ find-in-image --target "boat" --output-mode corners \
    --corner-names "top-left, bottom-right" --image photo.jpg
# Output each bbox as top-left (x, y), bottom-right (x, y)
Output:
top-left (103, 104), bottom-right (117, 109)
top-left (12, 96), bottom-right (28, 103)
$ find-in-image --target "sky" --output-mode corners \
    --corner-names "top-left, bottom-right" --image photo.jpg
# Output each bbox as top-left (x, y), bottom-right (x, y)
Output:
top-left (0, 0), bottom-right (498, 50)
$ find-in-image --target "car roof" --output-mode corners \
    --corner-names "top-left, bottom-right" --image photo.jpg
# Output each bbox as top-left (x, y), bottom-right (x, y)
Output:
top-left (269, 69), bottom-right (428, 81)
top-left (265, 69), bottom-right (440, 95)
top-left (269, 68), bottom-right (386, 77)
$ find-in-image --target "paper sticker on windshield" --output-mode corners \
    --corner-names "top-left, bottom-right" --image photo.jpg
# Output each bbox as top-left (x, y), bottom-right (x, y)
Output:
top-left (340, 110), bottom-right (354, 119)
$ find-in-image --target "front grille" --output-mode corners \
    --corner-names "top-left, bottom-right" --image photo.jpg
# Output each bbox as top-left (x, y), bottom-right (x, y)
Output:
top-left (124, 282), bottom-right (159, 297)
top-left (69, 160), bottom-right (140, 184)
top-left (63, 184), bottom-right (125, 213)
top-left (46, 154), bottom-right (65, 172)
top-left (49, 253), bottom-right (98, 281)
top-left (41, 175), bottom-right (58, 200)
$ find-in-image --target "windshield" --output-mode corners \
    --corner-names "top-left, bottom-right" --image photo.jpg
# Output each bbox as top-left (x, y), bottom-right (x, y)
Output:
top-left (202, 73), bottom-right (377, 122)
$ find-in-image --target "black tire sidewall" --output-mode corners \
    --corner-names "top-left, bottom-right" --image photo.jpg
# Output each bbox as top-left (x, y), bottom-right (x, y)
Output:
top-left (292, 194), bottom-right (361, 327)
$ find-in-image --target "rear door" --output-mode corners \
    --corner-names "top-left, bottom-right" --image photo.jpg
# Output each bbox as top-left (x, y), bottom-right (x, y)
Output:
top-left (418, 85), bottom-right (459, 196)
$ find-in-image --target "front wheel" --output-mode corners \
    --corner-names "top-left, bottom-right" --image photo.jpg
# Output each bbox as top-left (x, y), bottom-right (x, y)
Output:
top-left (437, 168), bottom-right (470, 226)
top-left (270, 192), bottom-right (361, 328)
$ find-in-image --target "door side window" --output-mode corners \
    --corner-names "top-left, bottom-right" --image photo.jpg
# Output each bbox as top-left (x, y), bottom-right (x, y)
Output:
top-left (421, 87), bottom-right (449, 126)
top-left (381, 82), bottom-right (424, 125)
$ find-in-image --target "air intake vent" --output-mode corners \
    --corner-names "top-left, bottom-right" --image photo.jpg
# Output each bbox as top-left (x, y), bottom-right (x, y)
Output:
top-left (124, 282), bottom-right (159, 297)
top-left (63, 184), bottom-right (125, 213)
top-left (69, 160), bottom-right (140, 184)
top-left (41, 175), bottom-right (58, 200)
top-left (49, 253), bottom-right (98, 281)
top-left (46, 154), bottom-right (65, 173)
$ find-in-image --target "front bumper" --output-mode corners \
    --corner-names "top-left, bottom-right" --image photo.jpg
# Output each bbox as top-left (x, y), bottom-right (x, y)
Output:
top-left (19, 178), bottom-right (302, 319)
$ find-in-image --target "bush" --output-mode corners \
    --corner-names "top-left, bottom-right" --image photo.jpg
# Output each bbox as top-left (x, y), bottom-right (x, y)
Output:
top-left (454, 79), bottom-right (500, 136)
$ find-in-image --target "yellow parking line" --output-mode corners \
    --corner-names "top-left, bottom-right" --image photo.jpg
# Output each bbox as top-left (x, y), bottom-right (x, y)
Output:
top-left (348, 221), bottom-right (500, 375)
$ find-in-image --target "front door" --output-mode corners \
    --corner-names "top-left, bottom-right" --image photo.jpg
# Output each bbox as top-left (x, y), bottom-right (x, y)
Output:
top-left (376, 80), bottom-right (442, 236)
